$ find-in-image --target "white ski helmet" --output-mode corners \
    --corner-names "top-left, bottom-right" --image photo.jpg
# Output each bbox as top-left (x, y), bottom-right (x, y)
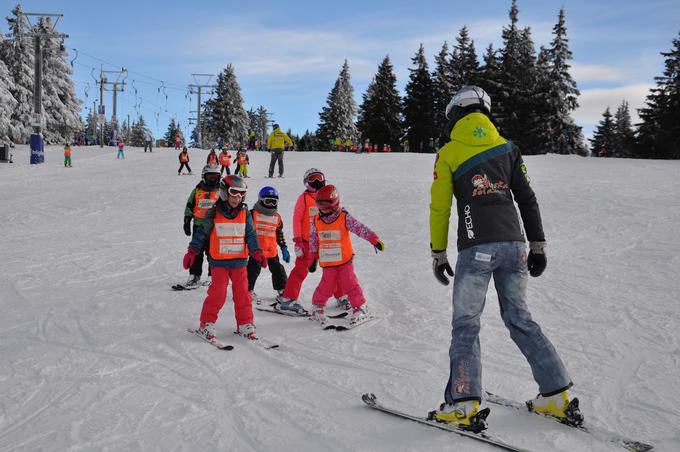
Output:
top-left (445, 85), bottom-right (492, 119)
top-left (303, 168), bottom-right (326, 192)
top-left (202, 164), bottom-right (221, 188)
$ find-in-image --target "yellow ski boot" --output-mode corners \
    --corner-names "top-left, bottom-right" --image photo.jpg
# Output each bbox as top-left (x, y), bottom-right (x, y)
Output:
top-left (527, 390), bottom-right (584, 427)
top-left (427, 400), bottom-right (490, 433)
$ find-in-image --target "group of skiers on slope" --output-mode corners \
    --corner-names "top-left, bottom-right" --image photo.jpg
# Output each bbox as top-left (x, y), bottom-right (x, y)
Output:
top-left (178, 124), bottom-right (294, 177)
top-left (180, 166), bottom-right (384, 340)
top-left (179, 86), bottom-right (583, 434)
top-left (181, 147), bottom-right (250, 177)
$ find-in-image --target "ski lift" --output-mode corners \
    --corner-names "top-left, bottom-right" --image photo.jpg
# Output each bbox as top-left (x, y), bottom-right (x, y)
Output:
top-left (70, 47), bottom-right (78, 67)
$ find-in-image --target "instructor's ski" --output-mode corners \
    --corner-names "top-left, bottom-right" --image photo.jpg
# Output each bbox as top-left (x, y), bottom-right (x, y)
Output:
top-left (361, 393), bottom-right (527, 452)
top-left (484, 392), bottom-right (653, 452)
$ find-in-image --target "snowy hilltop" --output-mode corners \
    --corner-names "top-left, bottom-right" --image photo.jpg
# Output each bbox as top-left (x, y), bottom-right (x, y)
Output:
top-left (0, 145), bottom-right (679, 451)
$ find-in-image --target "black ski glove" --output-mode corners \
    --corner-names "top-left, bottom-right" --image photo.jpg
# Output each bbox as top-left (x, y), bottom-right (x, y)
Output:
top-left (527, 241), bottom-right (547, 277)
top-left (432, 250), bottom-right (454, 286)
top-left (183, 217), bottom-right (192, 236)
top-left (308, 259), bottom-right (318, 273)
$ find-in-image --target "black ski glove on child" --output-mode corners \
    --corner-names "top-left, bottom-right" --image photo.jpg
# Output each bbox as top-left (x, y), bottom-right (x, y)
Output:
top-left (183, 217), bottom-right (192, 236)
top-left (527, 241), bottom-right (547, 277)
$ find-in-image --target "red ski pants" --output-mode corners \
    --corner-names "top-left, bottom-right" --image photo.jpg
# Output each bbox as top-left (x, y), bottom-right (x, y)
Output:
top-left (200, 267), bottom-right (253, 327)
top-left (312, 261), bottom-right (365, 309)
top-left (283, 240), bottom-right (342, 301)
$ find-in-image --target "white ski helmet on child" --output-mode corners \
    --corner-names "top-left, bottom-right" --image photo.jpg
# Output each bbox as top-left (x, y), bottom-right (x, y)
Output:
top-left (445, 85), bottom-right (492, 119)
top-left (303, 168), bottom-right (325, 192)
top-left (202, 164), bottom-right (221, 187)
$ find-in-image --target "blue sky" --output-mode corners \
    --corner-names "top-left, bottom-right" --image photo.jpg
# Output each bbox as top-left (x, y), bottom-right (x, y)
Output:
top-left (5, 0), bottom-right (680, 142)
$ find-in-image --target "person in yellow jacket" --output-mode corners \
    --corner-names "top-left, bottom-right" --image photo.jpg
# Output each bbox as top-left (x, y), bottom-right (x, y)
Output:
top-left (266, 124), bottom-right (293, 178)
top-left (428, 86), bottom-right (579, 432)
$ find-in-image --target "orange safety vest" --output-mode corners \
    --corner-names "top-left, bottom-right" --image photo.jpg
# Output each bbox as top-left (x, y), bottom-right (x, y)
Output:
top-left (64, 149), bottom-right (71, 157)
top-left (315, 211), bottom-right (354, 268)
top-left (301, 192), bottom-right (319, 241)
top-left (193, 188), bottom-right (219, 219)
top-left (252, 210), bottom-right (281, 258)
top-left (209, 208), bottom-right (248, 260)
top-left (237, 153), bottom-right (248, 165)
top-left (219, 152), bottom-right (231, 166)
top-left (180, 152), bottom-right (189, 163)
top-left (207, 153), bottom-right (218, 165)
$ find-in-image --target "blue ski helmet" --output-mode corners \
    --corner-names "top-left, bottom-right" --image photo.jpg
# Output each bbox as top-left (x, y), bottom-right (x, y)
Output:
top-left (258, 186), bottom-right (279, 200)
top-left (258, 186), bottom-right (279, 208)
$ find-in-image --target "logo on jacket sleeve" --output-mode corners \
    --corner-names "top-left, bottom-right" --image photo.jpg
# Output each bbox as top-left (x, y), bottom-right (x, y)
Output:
top-left (464, 204), bottom-right (474, 239)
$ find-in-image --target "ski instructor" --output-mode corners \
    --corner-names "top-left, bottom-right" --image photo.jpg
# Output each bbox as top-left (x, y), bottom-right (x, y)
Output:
top-left (427, 85), bottom-right (581, 432)
top-left (266, 124), bottom-right (293, 178)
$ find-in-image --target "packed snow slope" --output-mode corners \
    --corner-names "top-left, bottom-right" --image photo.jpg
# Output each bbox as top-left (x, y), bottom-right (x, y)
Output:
top-left (1, 145), bottom-right (679, 452)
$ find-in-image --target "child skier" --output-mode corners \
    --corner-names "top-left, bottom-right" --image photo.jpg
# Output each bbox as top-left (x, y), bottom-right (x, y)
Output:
top-left (178, 147), bottom-right (191, 175)
top-left (247, 186), bottom-right (291, 302)
top-left (183, 175), bottom-right (267, 341)
top-left (63, 144), bottom-right (72, 167)
top-left (117, 138), bottom-right (125, 159)
top-left (219, 148), bottom-right (232, 175)
top-left (307, 184), bottom-right (384, 325)
top-left (206, 148), bottom-right (219, 166)
top-left (235, 149), bottom-right (249, 177)
top-left (277, 169), bottom-right (349, 315)
top-left (181, 165), bottom-right (221, 288)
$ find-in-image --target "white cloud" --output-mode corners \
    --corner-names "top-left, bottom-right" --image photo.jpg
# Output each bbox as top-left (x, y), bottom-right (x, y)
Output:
top-left (571, 63), bottom-right (629, 83)
top-left (574, 83), bottom-right (652, 126)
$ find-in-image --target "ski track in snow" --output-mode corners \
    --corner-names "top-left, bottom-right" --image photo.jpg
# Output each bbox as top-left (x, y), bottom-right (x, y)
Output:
top-left (1, 145), bottom-right (679, 451)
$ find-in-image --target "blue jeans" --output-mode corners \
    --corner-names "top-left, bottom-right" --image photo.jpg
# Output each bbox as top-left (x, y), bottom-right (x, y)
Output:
top-left (445, 241), bottom-right (571, 403)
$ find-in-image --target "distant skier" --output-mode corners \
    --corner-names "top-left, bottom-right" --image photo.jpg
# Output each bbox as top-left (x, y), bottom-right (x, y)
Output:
top-left (206, 148), bottom-right (219, 166)
top-left (277, 169), bottom-right (349, 315)
top-left (116, 138), bottom-right (125, 159)
top-left (178, 147), bottom-right (191, 175)
top-left (267, 124), bottom-right (293, 178)
top-left (181, 164), bottom-right (221, 288)
top-left (63, 144), bottom-right (72, 167)
top-left (235, 149), bottom-right (249, 177)
top-left (219, 148), bottom-right (232, 175)
top-left (307, 185), bottom-right (384, 325)
top-left (182, 175), bottom-right (267, 341)
top-left (428, 85), bottom-right (581, 431)
top-left (247, 186), bottom-right (291, 302)
top-left (144, 130), bottom-right (153, 152)
top-left (174, 134), bottom-right (182, 150)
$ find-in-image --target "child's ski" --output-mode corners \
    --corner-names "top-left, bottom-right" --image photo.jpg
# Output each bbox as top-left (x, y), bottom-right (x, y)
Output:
top-left (323, 313), bottom-right (376, 331)
top-left (172, 280), bottom-right (210, 291)
top-left (484, 392), bottom-right (653, 452)
top-left (186, 328), bottom-right (234, 350)
top-left (255, 300), bottom-right (310, 317)
top-left (233, 331), bottom-right (279, 350)
top-left (361, 393), bottom-right (527, 452)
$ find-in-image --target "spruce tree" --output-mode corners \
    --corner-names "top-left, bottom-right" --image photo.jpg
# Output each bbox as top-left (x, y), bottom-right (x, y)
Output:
top-left (542, 8), bottom-right (584, 155)
top-left (357, 55), bottom-right (402, 151)
top-left (0, 28), bottom-right (18, 142)
top-left (431, 42), bottom-right (454, 142)
top-left (316, 60), bottom-right (358, 150)
top-left (476, 44), bottom-right (502, 121)
top-left (3, 4), bottom-right (35, 142)
top-left (588, 107), bottom-right (615, 157)
top-left (84, 106), bottom-right (98, 144)
top-left (129, 116), bottom-right (148, 147)
top-left (612, 100), bottom-right (635, 157)
top-left (403, 44), bottom-right (435, 153)
top-left (637, 32), bottom-right (680, 159)
top-left (164, 118), bottom-right (182, 146)
top-left (204, 64), bottom-right (249, 145)
top-left (36, 18), bottom-right (81, 144)
top-left (451, 26), bottom-right (479, 89)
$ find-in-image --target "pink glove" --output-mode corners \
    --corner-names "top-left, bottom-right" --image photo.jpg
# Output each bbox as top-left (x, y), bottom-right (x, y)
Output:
top-left (293, 237), bottom-right (306, 258)
top-left (183, 248), bottom-right (197, 269)
top-left (252, 250), bottom-right (268, 268)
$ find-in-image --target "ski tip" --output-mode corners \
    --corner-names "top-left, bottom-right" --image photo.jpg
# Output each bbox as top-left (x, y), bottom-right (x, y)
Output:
top-left (220, 345), bottom-right (235, 350)
top-left (362, 393), bottom-right (377, 405)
